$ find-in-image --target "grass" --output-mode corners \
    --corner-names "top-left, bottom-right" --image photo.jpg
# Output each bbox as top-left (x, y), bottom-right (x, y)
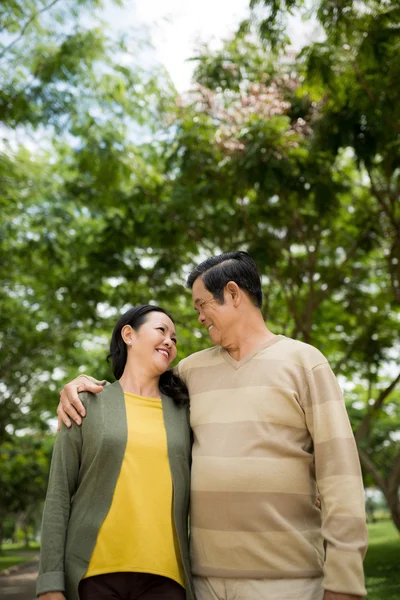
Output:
top-left (0, 542), bottom-right (40, 572)
top-left (0, 554), bottom-right (32, 571)
top-left (365, 520), bottom-right (400, 600)
top-left (1, 542), bottom-right (40, 551)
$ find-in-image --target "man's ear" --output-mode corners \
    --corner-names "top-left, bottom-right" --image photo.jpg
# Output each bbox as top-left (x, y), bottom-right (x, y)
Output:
top-left (225, 281), bottom-right (241, 306)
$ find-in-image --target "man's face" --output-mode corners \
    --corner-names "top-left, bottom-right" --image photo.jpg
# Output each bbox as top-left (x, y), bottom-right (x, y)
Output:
top-left (192, 277), bottom-right (234, 347)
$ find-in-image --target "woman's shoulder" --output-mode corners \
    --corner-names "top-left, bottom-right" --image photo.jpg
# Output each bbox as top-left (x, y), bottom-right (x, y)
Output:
top-left (77, 390), bottom-right (99, 408)
top-left (78, 380), bottom-right (123, 406)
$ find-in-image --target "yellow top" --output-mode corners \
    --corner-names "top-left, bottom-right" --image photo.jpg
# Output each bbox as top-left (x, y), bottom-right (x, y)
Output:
top-left (84, 392), bottom-right (185, 586)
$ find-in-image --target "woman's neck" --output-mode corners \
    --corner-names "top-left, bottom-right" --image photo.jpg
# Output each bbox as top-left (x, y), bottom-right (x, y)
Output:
top-left (119, 367), bottom-right (161, 399)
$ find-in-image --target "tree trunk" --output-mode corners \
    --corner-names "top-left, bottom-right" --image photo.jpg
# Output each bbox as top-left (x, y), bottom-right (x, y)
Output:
top-left (23, 523), bottom-right (30, 548)
top-left (359, 448), bottom-right (400, 534)
top-left (388, 497), bottom-right (400, 532)
top-left (387, 473), bottom-right (400, 533)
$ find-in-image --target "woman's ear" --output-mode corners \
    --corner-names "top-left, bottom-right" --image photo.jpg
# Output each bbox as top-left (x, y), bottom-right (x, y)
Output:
top-left (121, 324), bottom-right (134, 346)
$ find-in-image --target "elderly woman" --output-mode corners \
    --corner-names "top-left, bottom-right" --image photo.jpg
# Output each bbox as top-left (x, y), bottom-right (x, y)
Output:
top-left (37, 305), bottom-right (194, 600)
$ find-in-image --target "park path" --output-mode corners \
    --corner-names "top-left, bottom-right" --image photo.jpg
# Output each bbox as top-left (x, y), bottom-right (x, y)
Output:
top-left (0, 557), bottom-right (38, 600)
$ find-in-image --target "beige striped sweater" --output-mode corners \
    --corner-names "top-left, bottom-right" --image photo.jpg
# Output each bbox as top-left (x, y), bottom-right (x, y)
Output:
top-left (176, 335), bottom-right (367, 596)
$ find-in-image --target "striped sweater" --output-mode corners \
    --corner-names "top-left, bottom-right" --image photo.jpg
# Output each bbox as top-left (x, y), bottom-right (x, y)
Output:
top-left (176, 334), bottom-right (367, 597)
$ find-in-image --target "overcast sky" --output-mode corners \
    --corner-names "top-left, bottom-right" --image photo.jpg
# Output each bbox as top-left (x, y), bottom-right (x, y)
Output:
top-left (101, 0), bottom-right (320, 92)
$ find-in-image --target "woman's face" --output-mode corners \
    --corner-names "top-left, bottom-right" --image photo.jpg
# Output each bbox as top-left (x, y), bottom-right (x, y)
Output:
top-left (127, 311), bottom-right (178, 374)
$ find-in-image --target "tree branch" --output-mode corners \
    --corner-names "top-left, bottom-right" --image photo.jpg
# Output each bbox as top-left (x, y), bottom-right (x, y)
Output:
top-left (314, 224), bottom-right (371, 307)
top-left (366, 165), bottom-right (398, 231)
top-left (358, 448), bottom-right (388, 495)
top-left (303, 228), bottom-right (321, 340)
top-left (0, 0), bottom-right (62, 60)
top-left (332, 337), bottom-right (357, 376)
top-left (355, 371), bottom-right (400, 443)
top-left (387, 449), bottom-right (400, 499)
top-left (353, 61), bottom-right (376, 104)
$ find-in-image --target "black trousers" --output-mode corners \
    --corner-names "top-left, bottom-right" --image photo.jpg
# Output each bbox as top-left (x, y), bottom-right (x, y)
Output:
top-left (79, 572), bottom-right (186, 600)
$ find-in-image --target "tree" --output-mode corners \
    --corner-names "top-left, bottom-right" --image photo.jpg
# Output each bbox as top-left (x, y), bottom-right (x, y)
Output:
top-left (160, 27), bottom-right (400, 528)
top-left (246, 0), bottom-right (400, 530)
top-left (0, 434), bottom-right (53, 548)
top-left (0, 0), bottom-right (178, 438)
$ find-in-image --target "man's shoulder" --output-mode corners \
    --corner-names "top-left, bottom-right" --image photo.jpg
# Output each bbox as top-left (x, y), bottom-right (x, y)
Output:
top-left (177, 345), bottom-right (221, 373)
top-left (272, 335), bottom-right (329, 371)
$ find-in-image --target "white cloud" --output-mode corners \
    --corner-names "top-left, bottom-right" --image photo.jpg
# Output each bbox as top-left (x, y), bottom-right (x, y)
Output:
top-left (101, 0), bottom-right (321, 92)
top-left (102, 0), bottom-right (250, 91)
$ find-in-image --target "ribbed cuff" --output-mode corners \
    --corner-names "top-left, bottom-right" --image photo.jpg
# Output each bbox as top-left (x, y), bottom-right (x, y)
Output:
top-left (36, 571), bottom-right (65, 596)
top-left (323, 547), bottom-right (366, 597)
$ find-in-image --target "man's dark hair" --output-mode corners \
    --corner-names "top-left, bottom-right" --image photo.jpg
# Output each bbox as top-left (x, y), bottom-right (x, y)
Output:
top-left (186, 251), bottom-right (262, 308)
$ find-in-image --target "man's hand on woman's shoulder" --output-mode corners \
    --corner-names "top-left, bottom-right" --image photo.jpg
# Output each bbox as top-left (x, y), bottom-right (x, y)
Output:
top-left (58, 375), bottom-right (104, 429)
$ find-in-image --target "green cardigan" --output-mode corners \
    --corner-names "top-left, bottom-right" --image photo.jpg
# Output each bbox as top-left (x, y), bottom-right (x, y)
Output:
top-left (37, 381), bottom-right (195, 600)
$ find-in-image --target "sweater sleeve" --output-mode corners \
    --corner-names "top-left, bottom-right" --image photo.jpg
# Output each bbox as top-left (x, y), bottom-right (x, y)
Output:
top-left (304, 362), bottom-right (367, 597)
top-left (173, 360), bottom-right (186, 383)
top-left (81, 374), bottom-right (109, 386)
top-left (36, 411), bottom-right (83, 596)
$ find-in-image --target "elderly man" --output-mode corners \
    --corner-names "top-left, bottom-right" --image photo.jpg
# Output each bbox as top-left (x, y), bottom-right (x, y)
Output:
top-left (58, 251), bottom-right (367, 600)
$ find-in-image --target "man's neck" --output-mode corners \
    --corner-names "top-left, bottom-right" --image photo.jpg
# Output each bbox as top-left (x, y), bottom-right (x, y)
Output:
top-left (223, 321), bottom-right (275, 362)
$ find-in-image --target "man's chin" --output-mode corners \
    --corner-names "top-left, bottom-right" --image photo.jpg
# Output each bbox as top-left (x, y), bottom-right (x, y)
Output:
top-left (208, 329), bottom-right (220, 344)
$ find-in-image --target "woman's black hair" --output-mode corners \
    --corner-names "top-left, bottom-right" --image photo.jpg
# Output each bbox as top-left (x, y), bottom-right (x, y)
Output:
top-left (107, 305), bottom-right (189, 406)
